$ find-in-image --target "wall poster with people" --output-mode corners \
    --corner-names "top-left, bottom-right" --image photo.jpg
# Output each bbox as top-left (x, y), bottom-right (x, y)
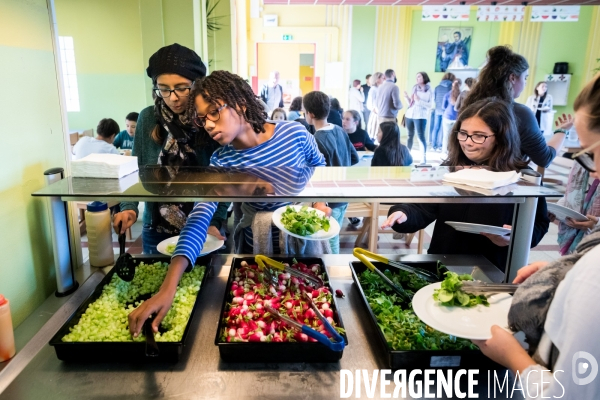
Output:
top-left (435, 27), bottom-right (472, 72)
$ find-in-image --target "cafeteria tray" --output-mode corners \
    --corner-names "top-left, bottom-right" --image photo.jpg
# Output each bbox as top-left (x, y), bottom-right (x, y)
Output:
top-left (215, 256), bottom-right (348, 363)
top-left (350, 260), bottom-right (500, 370)
top-left (49, 254), bottom-right (212, 362)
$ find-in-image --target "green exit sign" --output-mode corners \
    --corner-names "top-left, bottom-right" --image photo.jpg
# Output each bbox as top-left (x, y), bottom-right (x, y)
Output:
top-left (282, 34), bottom-right (293, 41)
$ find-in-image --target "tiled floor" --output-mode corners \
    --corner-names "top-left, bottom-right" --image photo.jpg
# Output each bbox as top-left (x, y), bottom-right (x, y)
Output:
top-left (80, 147), bottom-right (572, 266)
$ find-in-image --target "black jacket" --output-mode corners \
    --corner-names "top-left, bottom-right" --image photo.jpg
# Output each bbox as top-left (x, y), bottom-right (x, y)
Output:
top-left (259, 84), bottom-right (284, 109)
top-left (388, 198), bottom-right (549, 271)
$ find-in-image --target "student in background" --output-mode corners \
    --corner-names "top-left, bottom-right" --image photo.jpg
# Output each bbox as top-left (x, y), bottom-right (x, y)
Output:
top-left (361, 74), bottom-right (372, 127)
top-left (342, 110), bottom-right (376, 151)
top-left (287, 96), bottom-right (303, 121)
top-left (73, 118), bottom-right (120, 160)
top-left (270, 108), bottom-right (286, 121)
top-left (113, 112), bottom-right (138, 150)
top-left (404, 71), bottom-right (433, 163)
top-left (430, 72), bottom-right (455, 148)
top-left (327, 98), bottom-right (344, 127)
top-left (440, 79), bottom-right (462, 154)
top-left (304, 91), bottom-right (359, 253)
top-left (454, 77), bottom-right (474, 113)
top-left (348, 79), bottom-right (365, 128)
top-left (371, 121), bottom-right (412, 167)
top-left (525, 81), bottom-right (554, 135)
top-left (366, 72), bottom-right (386, 140)
top-left (260, 70), bottom-right (284, 112)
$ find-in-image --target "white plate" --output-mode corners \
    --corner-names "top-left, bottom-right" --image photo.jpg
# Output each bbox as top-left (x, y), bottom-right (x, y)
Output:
top-left (547, 203), bottom-right (587, 222)
top-left (412, 282), bottom-right (513, 340)
top-left (156, 235), bottom-right (224, 256)
top-left (272, 205), bottom-right (341, 241)
top-left (445, 221), bottom-right (511, 236)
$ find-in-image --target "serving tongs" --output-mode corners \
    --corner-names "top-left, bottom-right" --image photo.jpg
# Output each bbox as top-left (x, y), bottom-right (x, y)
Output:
top-left (353, 248), bottom-right (439, 283)
top-left (143, 317), bottom-right (160, 357)
top-left (460, 281), bottom-right (519, 295)
top-left (255, 255), bottom-right (323, 288)
top-left (353, 248), bottom-right (412, 302)
top-left (264, 305), bottom-right (345, 352)
top-left (115, 221), bottom-right (135, 281)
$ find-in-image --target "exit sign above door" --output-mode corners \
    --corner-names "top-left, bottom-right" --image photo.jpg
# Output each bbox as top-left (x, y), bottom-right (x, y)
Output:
top-left (282, 34), bottom-right (293, 41)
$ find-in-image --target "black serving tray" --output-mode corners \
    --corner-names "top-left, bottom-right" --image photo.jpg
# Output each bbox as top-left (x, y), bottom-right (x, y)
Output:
top-left (215, 256), bottom-right (348, 363)
top-left (49, 254), bottom-right (212, 362)
top-left (350, 260), bottom-right (500, 371)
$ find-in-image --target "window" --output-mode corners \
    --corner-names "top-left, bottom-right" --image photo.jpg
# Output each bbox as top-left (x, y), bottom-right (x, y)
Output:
top-left (58, 36), bottom-right (80, 112)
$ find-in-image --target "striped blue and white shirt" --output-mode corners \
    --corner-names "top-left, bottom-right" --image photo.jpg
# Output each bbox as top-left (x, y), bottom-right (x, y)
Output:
top-left (172, 121), bottom-right (326, 264)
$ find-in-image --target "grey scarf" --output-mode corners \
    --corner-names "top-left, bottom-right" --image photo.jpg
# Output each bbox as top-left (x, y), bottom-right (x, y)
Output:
top-left (508, 227), bottom-right (600, 353)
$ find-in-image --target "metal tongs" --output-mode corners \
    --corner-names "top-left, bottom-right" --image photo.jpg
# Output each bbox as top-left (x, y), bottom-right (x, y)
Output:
top-left (255, 255), bottom-right (324, 288)
top-left (264, 304), bottom-right (345, 352)
top-left (353, 248), bottom-right (439, 283)
top-left (460, 281), bottom-right (519, 295)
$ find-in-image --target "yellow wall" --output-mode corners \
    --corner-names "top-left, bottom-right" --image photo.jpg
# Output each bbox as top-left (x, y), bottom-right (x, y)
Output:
top-left (0, 0), bottom-right (68, 326)
top-left (257, 43), bottom-right (314, 79)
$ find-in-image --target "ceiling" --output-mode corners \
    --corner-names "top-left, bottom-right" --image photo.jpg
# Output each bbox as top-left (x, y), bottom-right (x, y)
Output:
top-left (264, 1), bottom-right (600, 6)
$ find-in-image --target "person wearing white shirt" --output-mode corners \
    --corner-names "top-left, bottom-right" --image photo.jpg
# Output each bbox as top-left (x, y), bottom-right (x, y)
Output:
top-left (473, 74), bottom-right (600, 399)
top-left (403, 72), bottom-right (433, 163)
top-left (526, 81), bottom-right (554, 135)
top-left (348, 79), bottom-right (365, 128)
top-left (73, 118), bottom-right (120, 160)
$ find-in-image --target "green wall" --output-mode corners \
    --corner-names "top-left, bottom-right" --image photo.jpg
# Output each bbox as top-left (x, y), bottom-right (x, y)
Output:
top-left (0, 0), bottom-right (68, 326)
top-left (55, 0), bottom-right (148, 131)
top-left (532, 6), bottom-right (595, 115)
top-left (162, 0), bottom-right (195, 50)
top-left (350, 6), bottom-right (376, 84)
top-left (405, 8), bottom-right (500, 91)
top-left (207, 0), bottom-right (233, 71)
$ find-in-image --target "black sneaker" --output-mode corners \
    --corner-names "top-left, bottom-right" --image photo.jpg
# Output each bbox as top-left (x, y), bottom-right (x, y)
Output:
top-left (349, 217), bottom-right (361, 225)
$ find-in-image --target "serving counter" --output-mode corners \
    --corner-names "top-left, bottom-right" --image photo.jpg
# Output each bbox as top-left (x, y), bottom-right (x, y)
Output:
top-left (3, 165), bottom-right (560, 398)
top-left (0, 254), bottom-right (515, 400)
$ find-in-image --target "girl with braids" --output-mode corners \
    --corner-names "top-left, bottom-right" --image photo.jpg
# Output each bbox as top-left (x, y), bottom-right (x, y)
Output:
top-left (113, 44), bottom-right (229, 254)
top-left (113, 43), bottom-right (229, 254)
top-left (381, 98), bottom-right (549, 270)
top-left (128, 70), bottom-right (327, 337)
top-left (461, 45), bottom-right (572, 168)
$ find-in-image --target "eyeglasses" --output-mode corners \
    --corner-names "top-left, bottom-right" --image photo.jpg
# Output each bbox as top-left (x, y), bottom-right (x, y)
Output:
top-left (457, 131), bottom-right (495, 144)
top-left (572, 138), bottom-right (600, 173)
top-left (193, 104), bottom-right (228, 127)
top-left (153, 86), bottom-right (192, 98)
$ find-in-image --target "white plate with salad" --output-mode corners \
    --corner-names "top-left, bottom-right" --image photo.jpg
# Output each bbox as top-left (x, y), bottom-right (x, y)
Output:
top-left (547, 203), bottom-right (587, 222)
top-left (272, 205), bottom-right (341, 241)
top-left (156, 235), bottom-right (224, 257)
top-left (412, 281), bottom-right (513, 340)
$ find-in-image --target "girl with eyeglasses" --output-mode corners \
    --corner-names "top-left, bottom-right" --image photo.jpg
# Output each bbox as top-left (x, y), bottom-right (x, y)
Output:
top-left (113, 44), bottom-right (229, 254)
top-left (127, 70), bottom-right (327, 337)
top-left (381, 98), bottom-right (549, 270)
top-left (473, 74), bottom-right (600, 400)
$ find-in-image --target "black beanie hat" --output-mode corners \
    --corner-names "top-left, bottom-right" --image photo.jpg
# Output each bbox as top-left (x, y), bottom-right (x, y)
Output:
top-left (146, 43), bottom-right (206, 82)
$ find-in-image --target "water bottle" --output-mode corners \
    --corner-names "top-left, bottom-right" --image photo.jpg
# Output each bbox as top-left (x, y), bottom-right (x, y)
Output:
top-left (0, 294), bottom-right (16, 362)
top-left (85, 201), bottom-right (114, 267)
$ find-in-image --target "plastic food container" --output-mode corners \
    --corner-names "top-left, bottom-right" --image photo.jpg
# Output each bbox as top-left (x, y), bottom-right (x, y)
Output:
top-left (85, 201), bottom-right (114, 267)
top-left (0, 294), bottom-right (16, 362)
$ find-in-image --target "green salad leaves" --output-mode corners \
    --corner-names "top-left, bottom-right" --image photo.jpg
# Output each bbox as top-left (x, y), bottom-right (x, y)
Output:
top-left (358, 269), bottom-right (477, 351)
top-left (280, 206), bottom-right (330, 236)
top-left (433, 272), bottom-right (489, 307)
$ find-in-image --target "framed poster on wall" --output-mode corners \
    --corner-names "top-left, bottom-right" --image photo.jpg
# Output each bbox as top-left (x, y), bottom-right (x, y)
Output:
top-left (435, 27), bottom-right (473, 72)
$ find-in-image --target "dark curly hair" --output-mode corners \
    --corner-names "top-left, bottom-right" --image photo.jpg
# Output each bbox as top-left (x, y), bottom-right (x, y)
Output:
top-left (462, 46), bottom-right (528, 108)
top-left (289, 96), bottom-right (303, 112)
top-left (96, 118), bottom-right (120, 138)
top-left (303, 91), bottom-right (330, 120)
top-left (187, 70), bottom-right (268, 134)
top-left (446, 98), bottom-right (529, 172)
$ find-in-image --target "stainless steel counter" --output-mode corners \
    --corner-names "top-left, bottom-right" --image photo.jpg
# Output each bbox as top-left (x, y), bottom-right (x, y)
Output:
top-left (0, 254), bottom-right (516, 400)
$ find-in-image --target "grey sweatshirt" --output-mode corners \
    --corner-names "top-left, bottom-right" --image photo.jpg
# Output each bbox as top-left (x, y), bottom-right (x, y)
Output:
top-left (374, 80), bottom-right (403, 118)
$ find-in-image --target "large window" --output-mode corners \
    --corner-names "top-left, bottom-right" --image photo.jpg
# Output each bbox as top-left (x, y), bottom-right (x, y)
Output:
top-left (58, 36), bottom-right (80, 112)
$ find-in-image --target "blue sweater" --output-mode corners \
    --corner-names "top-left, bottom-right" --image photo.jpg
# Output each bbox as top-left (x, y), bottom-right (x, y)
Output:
top-left (434, 80), bottom-right (453, 115)
top-left (442, 92), bottom-right (458, 120)
top-left (173, 121), bottom-right (326, 264)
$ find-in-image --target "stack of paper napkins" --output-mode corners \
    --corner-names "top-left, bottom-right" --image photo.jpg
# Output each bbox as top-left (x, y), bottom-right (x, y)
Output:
top-left (72, 154), bottom-right (138, 178)
top-left (443, 169), bottom-right (521, 189)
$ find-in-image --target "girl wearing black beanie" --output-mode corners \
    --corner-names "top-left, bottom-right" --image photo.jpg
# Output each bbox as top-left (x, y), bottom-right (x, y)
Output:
top-left (113, 43), bottom-right (229, 253)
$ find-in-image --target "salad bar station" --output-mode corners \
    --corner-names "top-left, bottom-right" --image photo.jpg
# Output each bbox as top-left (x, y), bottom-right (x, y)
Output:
top-left (0, 166), bottom-right (562, 399)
